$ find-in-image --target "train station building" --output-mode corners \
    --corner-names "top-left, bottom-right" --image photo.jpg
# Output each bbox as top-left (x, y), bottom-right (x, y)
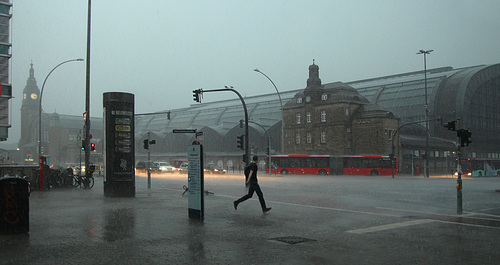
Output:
top-left (17, 61), bottom-right (500, 175)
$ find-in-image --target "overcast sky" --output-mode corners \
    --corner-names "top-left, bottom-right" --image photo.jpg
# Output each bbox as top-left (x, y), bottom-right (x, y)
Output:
top-left (5, 0), bottom-right (500, 145)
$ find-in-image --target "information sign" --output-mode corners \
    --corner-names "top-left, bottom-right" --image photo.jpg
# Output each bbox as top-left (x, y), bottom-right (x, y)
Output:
top-left (187, 144), bottom-right (204, 221)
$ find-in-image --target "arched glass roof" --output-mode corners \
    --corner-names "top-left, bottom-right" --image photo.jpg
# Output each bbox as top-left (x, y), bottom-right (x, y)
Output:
top-left (135, 64), bottom-right (496, 141)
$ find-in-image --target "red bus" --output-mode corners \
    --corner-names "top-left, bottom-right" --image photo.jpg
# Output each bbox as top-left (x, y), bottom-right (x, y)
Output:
top-left (266, 154), bottom-right (397, 176)
top-left (458, 158), bottom-right (500, 177)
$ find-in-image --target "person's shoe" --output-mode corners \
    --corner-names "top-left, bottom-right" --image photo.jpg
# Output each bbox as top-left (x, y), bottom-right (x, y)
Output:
top-left (263, 207), bottom-right (272, 213)
top-left (233, 201), bottom-right (238, 210)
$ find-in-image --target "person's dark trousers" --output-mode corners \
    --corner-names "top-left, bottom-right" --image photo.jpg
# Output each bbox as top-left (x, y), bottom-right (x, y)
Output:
top-left (235, 182), bottom-right (267, 210)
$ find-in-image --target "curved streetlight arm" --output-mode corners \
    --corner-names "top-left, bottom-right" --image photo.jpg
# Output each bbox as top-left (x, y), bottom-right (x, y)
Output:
top-left (200, 87), bottom-right (250, 167)
top-left (38, 58), bottom-right (84, 191)
top-left (39, 59), bottom-right (84, 104)
top-left (254, 69), bottom-right (283, 109)
top-left (391, 118), bottom-right (441, 178)
top-left (254, 68), bottom-right (284, 154)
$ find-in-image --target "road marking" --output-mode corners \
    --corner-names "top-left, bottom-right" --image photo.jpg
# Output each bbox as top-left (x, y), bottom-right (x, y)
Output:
top-left (346, 219), bottom-right (434, 234)
top-left (376, 207), bottom-right (500, 222)
top-left (213, 193), bottom-right (402, 217)
top-left (433, 220), bottom-right (500, 230)
top-left (180, 190), bottom-right (500, 230)
top-left (273, 201), bottom-right (403, 217)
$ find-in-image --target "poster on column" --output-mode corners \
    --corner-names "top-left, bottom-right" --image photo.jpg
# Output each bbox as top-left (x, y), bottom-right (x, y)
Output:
top-left (188, 144), bottom-right (204, 221)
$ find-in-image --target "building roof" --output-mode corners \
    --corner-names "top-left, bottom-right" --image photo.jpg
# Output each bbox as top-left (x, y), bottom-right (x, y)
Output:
top-left (134, 64), bottom-right (497, 140)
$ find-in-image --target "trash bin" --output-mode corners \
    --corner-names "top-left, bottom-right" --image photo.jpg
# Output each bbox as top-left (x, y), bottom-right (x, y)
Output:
top-left (0, 177), bottom-right (30, 234)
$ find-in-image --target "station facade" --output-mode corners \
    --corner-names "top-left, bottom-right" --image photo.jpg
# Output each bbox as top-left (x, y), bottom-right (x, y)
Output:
top-left (17, 61), bottom-right (500, 175)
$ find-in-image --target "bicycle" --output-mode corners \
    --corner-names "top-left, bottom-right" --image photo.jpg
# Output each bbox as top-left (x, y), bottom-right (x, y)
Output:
top-left (72, 165), bottom-right (95, 189)
top-left (43, 167), bottom-right (74, 189)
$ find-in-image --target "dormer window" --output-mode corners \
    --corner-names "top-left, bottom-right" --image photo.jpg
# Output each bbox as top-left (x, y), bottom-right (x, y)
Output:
top-left (297, 97), bottom-right (303, 104)
top-left (321, 93), bottom-right (328, 100)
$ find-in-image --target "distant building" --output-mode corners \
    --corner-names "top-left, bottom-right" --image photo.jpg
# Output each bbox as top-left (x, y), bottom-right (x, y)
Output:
top-left (18, 64), bottom-right (103, 166)
top-left (17, 61), bottom-right (500, 175)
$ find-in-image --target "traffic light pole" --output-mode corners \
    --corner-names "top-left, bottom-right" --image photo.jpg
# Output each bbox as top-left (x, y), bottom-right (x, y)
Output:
top-left (456, 145), bottom-right (463, 215)
top-left (391, 118), bottom-right (442, 178)
top-left (193, 87), bottom-right (250, 167)
top-left (147, 132), bottom-right (151, 189)
top-left (444, 119), bottom-right (471, 215)
top-left (84, 0), bottom-right (92, 183)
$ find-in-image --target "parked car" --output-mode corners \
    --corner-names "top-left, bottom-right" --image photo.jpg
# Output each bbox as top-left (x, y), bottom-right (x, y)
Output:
top-left (179, 162), bottom-right (189, 174)
top-left (171, 160), bottom-right (188, 172)
top-left (136, 161), bottom-right (159, 173)
top-left (204, 163), bottom-right (226, 174)
top-left (155, 161), bottom-right (174, 174)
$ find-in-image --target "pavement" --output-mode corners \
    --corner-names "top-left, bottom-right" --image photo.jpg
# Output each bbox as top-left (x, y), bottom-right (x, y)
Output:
top-left (1, 173), bottom-right (500, 264)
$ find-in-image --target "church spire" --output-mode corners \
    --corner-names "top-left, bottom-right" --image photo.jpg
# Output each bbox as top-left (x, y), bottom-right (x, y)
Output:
top-left (306, 59), bottom-right (321, 89)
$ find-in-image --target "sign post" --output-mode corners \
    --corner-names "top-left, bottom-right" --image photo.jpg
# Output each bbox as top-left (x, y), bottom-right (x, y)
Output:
top-left (187, 144), bottom-right (204, 221)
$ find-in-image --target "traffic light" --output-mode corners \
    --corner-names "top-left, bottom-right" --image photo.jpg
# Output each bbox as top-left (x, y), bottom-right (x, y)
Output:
top-left (465, 130), bottom-right (472, 146)
top-left (242, 154), bottom-right (249, 163)
top-left (192, 89), bottom-right (202, 102)
top-left (444, 121), bottom-right (456, 131)
top-left (143, 139), bottom-right (149, 150)
top-left (236, 135), bottom-right (244, 150)
top-left (457, 129), bottom-right (472, 147)
top-left (81, 140), bottom-right (86, 151)
top-left (90, 143), bottom-right (95, 151)
top-left (239, 119), bottom-right (244, 128)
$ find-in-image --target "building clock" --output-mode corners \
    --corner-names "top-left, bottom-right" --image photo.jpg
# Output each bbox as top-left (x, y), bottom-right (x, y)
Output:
top-left (305, 95), bottom-right (311, 103)
top-left (30, 93), bottom-right (38, 100)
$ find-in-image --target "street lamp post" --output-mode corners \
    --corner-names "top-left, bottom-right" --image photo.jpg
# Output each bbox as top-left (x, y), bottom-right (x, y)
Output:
top-left (248, 120), bottom-right (272, 175)
top-left (38, 58), bottom-right (84, 191)
top-left (254, 69), bottom-right (284, 154)
top-left (417, 49), bottom-right (433, 178)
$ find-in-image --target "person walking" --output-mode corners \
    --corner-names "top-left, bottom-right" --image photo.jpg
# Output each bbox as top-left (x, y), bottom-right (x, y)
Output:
top-left (233, 155), bottom-right (272, 213)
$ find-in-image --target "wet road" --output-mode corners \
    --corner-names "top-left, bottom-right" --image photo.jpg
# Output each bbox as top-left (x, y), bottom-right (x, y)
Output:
top-left (1, 173), bottom-right (499, 264)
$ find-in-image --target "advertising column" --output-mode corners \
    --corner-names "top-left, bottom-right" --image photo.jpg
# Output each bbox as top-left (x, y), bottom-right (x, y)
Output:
top-left (103, 92), bottom-right (135, 197)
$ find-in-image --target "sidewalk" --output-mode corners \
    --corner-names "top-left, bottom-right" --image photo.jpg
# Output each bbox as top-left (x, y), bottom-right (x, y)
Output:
top-left (2, 177), bottom-right (321, 264)
top-left (1, 174), bottom-right (499, 264)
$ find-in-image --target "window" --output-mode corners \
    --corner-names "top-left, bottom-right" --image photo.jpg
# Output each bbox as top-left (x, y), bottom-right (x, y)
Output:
top-left (345, 108), bottom-right (349, 116)
top-left (296, 113), bottom-right (301, 124)
top-left (297, 97), bottom-right (302, 103)
top-left (306, 111), bottom-right (311, 123)
top-left (296, 133), bottom-right (301, 144)
top-left (321, 93), bottom-right (328, 100)
top-left (414, 150), bottom-right (420, 157)
top-left (320, 131), bottom-right (326, 143)
top-left (306, 132), bottom-right (312, 143)
top-left (0, 3), bottom-right (10, 15)
top-left (434, 151), bottom-right (440, 158)
top-left (321, 110), bottom-right (326, 122)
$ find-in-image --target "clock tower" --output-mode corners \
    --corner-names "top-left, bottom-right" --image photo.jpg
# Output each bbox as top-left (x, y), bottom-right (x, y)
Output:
top-left (19, 63), bottom-right (41, 151)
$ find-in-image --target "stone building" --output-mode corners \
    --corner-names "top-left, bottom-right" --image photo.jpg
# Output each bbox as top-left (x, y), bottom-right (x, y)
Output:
top-left (283, 62), bottom-right (398, 156)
